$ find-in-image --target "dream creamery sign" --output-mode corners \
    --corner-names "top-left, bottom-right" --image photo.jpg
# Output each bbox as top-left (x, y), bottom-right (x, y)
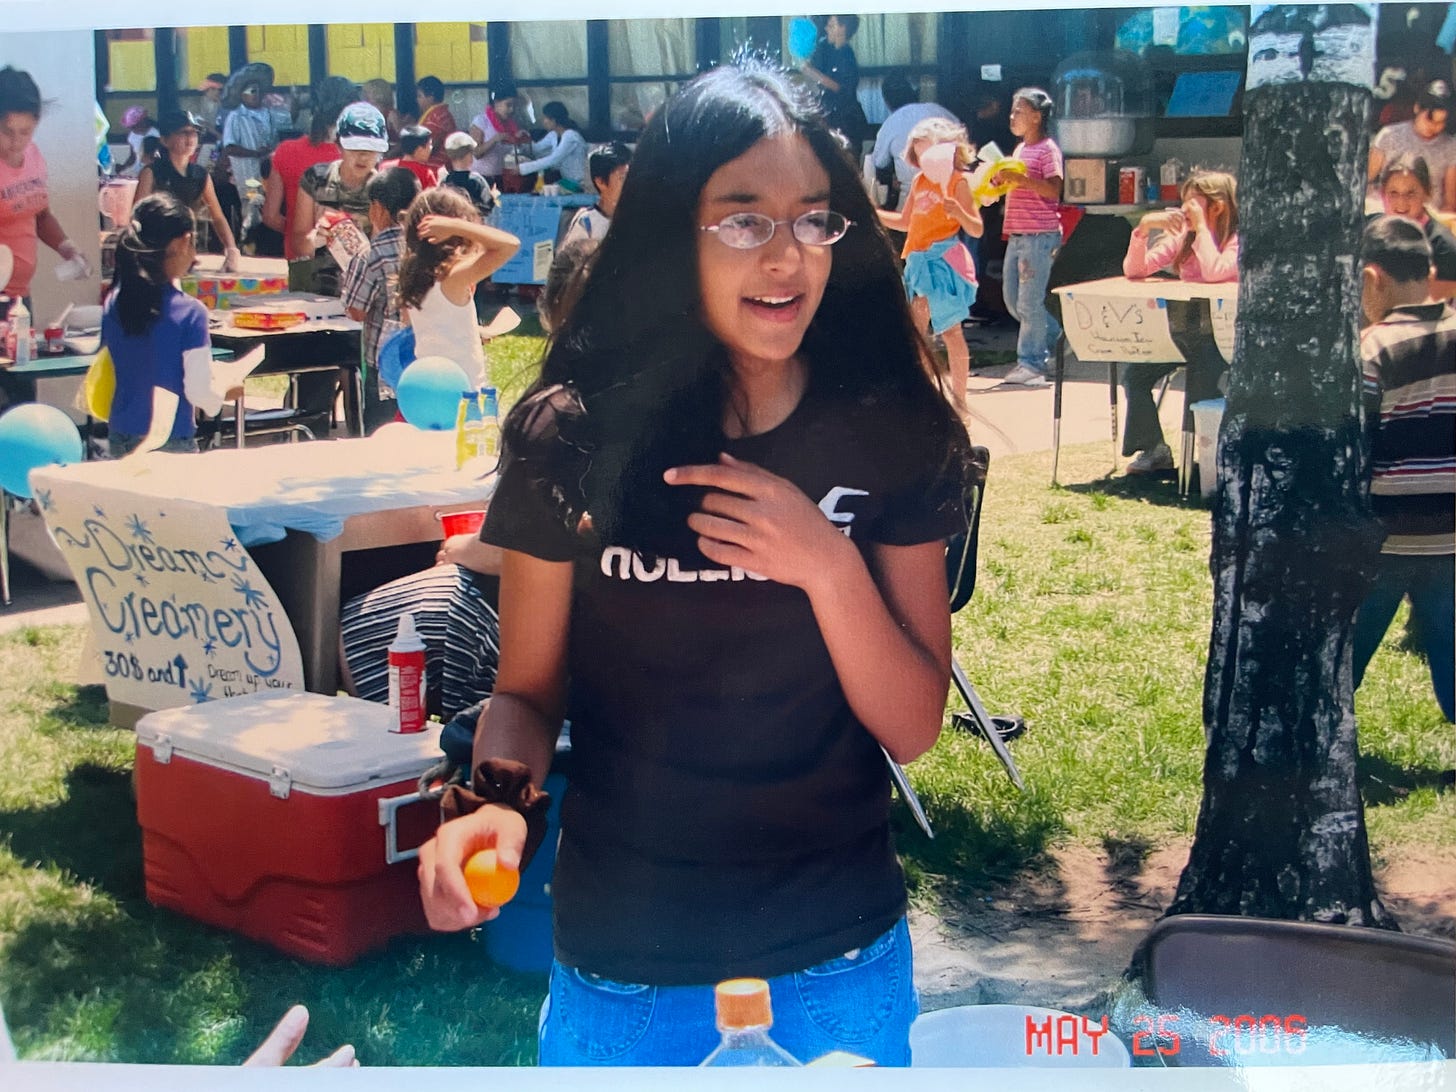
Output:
top-left (33, 463), bottom-right (303, 714)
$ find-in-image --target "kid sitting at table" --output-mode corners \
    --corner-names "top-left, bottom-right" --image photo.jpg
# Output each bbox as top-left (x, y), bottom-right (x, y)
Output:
top-left (1120, 169), bottom-right (1239, 475)
top-left (396, 187), bottom-right (520, 389)
top-left (342, 167), bottom-right (421, 430)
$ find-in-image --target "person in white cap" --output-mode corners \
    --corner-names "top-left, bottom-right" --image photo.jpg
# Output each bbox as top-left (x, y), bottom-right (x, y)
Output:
top-left (290, 101), bottom-right (388, 296)
top-left (439, 130), bottom-right (494, 217)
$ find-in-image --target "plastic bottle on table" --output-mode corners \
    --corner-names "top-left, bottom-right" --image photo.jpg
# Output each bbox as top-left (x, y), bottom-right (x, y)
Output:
top-left (479, 386), bottom-right (501, 460)
top-left (455, 388), bottom-right (485, 470)
top-left (387, 612), bottom-right (427, 734)
top-left (700, 979), bottom-right (801, 1067)
top-left (8, 299), bottom-right (30, 366)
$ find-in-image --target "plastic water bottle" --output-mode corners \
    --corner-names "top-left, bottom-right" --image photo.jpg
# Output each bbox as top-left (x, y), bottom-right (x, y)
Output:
top-left (700, 979), bottom-right (800, 1067)
top-left (480, 387), bottom-right (501, 459)
top-left (455, 389), bottom-right (485, 470)
top-left (9, 299), bottom-right (30, 366)
top-left (387, 613), bottom-right (427, 734)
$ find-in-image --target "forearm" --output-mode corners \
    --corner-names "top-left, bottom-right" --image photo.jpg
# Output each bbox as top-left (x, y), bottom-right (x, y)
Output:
top-left (261, 173), bottom-right (286, 232)
top-left (182, 345), bottom-right (227, 417)
top-left (805, 538), bottom-right (950, 762)
top-left (1443, 165), bottom-right (1456, 212)
top-left (471, 693), bottom-right (561, 791)
top-left (1023, 174), bottom-right (1062, 201)
top-left (877, 205), bottom-right (910, 232)
top-left (35, 210), bottom-right (68, 252)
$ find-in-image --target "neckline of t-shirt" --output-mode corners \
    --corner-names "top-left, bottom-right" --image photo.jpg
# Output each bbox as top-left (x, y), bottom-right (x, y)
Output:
top-left (723, 378), bottom-right (817, 452)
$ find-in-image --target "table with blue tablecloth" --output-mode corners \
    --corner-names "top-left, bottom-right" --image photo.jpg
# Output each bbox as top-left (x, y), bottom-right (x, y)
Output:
top-left (487, 193), bottom-right (597, 285)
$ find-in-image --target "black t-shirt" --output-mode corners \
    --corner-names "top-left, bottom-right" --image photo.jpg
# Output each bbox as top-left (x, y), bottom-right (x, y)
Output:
top-left (149, 157), bottom-right (209, 210)
top-left (441, 169), bottom-right (495, 217)
top-left (811, 42), bottom-right (865, 142)
top-left (484, 380), bottom-right (966, 985)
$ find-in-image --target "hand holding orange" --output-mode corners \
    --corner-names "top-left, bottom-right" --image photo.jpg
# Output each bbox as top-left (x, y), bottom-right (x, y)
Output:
top-left (463, 848), bottom-right (520, 908)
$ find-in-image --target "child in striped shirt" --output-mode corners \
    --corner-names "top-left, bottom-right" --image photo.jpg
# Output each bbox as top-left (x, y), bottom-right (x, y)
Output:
top-left (993, 87), bottom-right (1063, 387)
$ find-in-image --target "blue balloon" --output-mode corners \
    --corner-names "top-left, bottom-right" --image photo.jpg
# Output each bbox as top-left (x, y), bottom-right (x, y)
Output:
top-left (788, 17), bottom-right (819, 62)
top-left (396, 355), bottom-right (471, 431)
top-left (0, 403), bottom-right (84, 499)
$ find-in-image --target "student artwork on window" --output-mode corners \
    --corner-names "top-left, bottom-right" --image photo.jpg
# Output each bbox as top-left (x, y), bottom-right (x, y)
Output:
top-left (1247, 4), bottom-right (1375, 90)
top-left (31, 473), bottom-right (304, 712)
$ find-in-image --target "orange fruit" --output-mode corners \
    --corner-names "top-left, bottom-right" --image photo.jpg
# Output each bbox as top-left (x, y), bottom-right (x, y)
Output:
top-left (463, 848), bottom-right (520, 908)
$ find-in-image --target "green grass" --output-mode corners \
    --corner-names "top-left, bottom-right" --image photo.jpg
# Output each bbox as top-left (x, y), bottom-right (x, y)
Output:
top-left (1, 440), bottom-right (1451, 1062)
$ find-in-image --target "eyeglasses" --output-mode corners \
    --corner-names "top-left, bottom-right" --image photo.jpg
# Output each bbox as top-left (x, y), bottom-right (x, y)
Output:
top-left (700, 210), bottom-right (852, 249)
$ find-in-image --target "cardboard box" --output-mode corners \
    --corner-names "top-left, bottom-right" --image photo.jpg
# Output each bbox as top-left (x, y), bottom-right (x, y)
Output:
top-left (1063, 159), bottom-right (1108, 205)
top-left (135, 692), bottom-right (442, 965)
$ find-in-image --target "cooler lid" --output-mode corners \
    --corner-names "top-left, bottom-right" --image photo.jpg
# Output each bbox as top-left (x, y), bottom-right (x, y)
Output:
top-left (135, 691), bottom-right (441, 792)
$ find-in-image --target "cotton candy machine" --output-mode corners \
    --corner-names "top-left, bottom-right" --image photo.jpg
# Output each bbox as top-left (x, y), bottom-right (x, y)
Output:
top-left (1051, 51), bottom-right (1153, 158)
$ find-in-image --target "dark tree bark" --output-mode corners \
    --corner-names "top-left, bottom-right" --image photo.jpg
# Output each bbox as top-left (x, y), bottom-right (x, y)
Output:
top-left (1165, 6), bottom-right (1395, 927)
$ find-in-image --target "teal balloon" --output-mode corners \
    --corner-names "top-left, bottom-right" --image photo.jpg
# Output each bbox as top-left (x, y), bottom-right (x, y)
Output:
top-left (396, 355), bottom-right (470, 431)
top-left (0, 403), bottom-right (83, 498)
top-left (788, 18), bottom-right (819, 62)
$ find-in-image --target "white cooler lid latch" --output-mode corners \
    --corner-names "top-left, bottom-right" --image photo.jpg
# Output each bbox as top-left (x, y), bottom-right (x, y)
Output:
top-left (268, 765), bottom-right (292, 799)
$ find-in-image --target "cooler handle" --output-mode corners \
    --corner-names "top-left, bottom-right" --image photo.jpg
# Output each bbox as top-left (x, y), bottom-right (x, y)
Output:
top-left (378, 789), bottom-right (428, 865)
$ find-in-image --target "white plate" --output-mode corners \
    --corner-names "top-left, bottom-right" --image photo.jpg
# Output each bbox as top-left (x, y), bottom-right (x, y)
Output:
top-left (63, 336), bottom-right (101, 356)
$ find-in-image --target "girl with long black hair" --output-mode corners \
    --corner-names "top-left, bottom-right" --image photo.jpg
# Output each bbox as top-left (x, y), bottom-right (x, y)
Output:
top-left (417, 61), bottom-right (971, 1066)
top-left (102, 193), bottom-right (239, 456)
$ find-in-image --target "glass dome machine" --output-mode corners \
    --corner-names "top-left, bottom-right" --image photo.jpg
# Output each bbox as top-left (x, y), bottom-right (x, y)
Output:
top-left (1051, 51), bottom-right (1154, 158)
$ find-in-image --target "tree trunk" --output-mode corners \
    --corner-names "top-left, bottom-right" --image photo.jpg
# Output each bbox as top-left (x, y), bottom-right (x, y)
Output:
top-left (1165, 6), bottom-right (1395, 927)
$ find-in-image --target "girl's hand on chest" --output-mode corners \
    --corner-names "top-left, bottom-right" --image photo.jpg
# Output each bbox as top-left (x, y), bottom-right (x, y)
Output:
top-left (663, 452), bottom-right (854, 590)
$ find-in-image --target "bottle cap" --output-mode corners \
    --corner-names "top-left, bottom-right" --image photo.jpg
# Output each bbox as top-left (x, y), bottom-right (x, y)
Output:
top-left (714, 978), bottom-right (773, 1030)
top-left (391, 612), bottom-right (425, 651)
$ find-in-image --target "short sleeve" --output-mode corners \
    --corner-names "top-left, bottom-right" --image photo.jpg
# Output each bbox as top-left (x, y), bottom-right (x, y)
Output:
top-left (865, 402), bottom-right (971, 546)
top-left (482, 456), bottom-right (581, 562)
top-left (1043, 141), bottom-right (1065, 178)
top-left (299, 162), bottom-right (327, 199)
top-left (179, 296), bottom-right (211, 352)
top-left (871, 452), bottom-right (969, 546)
top-left (341, 251), bottom-right (373, 312)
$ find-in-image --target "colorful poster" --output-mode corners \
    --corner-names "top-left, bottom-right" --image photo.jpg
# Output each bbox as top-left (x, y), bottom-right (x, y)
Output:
top-left (31, 475), bottom-right (304, 713)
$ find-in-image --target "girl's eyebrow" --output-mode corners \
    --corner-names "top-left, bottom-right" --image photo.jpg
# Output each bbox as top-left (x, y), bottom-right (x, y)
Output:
top-left (707, 188), bottom-right (833, 206)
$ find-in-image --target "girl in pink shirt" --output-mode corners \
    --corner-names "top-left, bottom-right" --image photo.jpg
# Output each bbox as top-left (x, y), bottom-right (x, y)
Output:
top-left (1124, 170), bottom-right (1239, 284)
top-left (1121, 170), bottom-right (1239, 474)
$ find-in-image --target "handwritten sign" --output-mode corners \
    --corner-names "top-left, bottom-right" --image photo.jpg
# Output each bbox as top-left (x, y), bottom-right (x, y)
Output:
top-left (34, 480), bottom-right (304, 714)
top-left (1211, 296), bottom-right (1238, 364)
top-left (1060, 291), bottom-right (1186, 363)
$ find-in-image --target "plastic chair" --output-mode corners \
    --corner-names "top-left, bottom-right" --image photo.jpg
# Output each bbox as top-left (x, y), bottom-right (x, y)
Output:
top-left (912, 1004), bottom-right (1131, 1067)
top-left (946, 445), bottom-right (1024, 790)
top-left (1129, 914), bottom-right (1456, 1066)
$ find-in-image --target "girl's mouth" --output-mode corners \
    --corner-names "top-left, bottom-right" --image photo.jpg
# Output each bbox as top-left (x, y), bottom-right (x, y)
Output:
top-left (744, 294), bottom-right (803, 321)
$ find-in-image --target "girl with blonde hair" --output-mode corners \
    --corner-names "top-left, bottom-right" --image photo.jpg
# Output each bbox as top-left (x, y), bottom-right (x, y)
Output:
top-left (878, 115), bottom-right (982, 415)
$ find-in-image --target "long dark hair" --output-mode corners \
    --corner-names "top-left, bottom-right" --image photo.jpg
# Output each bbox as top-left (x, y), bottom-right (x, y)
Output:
top-left (109, 193), bottom-right (193, 338)
top-left (396, 186), bottom-right (481, 311)
top-left (541, 101), bottom-right (578, 134)
top-left (507, 60), bottom-right (965, 557)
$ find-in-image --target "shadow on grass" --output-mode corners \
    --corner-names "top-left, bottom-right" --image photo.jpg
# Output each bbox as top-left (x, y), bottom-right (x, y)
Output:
top-left (1358, 751), bottom-right (1454, 808)
top-left (1061, 473), bottom-right (1208, 512)
top-left (895, 787), bottom-right (1063, 903)
top-left (0, 907), bottom-right (545, 1064)
top-left (0, 763), bottom-right (144, 900)
top-left (34, 685), bottom-right (111, 735)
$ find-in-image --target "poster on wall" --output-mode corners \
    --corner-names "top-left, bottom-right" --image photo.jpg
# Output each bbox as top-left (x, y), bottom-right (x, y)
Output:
top-left (31, 471), bottom-right (304, 712)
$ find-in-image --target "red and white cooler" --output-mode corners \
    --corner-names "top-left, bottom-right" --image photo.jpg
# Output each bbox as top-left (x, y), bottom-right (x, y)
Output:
top-left (135, 691), bottom-right (442, 965)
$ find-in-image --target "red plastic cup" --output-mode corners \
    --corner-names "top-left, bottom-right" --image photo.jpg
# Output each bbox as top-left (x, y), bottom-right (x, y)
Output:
top-left (438, 509), bottom-right (487, 537)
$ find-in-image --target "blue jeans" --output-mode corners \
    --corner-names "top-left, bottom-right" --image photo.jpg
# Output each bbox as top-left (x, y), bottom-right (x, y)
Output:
top-left (537, 917), bottom-right (917, 1066)
top-left (1353, 553), bottom-right (1454, 722)
top-left (1003, 231), bottom-right (1062, 373)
